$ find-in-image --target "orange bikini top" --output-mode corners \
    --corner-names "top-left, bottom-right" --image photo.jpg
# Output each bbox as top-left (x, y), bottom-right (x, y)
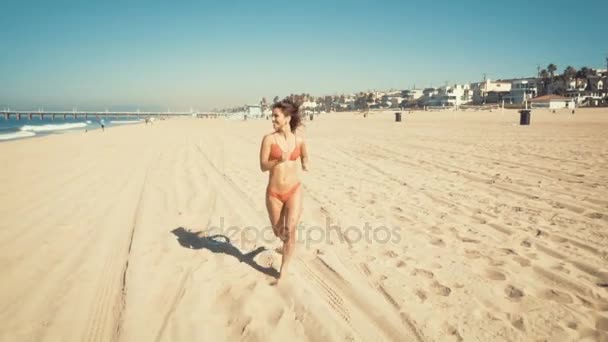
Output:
top-left (269, 135), bottom-right (301, 161)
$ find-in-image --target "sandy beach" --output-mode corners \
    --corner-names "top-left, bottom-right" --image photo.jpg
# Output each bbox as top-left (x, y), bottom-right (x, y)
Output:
top-left (1, 108), bottom-right (607, 341)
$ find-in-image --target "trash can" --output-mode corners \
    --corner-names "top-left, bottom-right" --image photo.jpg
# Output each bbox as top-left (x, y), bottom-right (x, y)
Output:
top-left (309, 114), bottom-right (314, 121)
top-left (395, 112), bottom-right (402, 122)
top-left (519, 110), bottom-right (531, 125)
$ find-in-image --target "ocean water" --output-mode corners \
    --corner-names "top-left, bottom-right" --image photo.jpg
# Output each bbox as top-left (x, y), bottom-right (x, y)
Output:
top-left (0, 116), bottom-right (144, 141)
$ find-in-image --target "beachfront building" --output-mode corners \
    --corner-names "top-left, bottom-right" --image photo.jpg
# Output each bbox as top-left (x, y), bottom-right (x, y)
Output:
top-left (428, 84), bottom-right (472, 107)
top-left (529, 94), bottom-right (574, 109)
top-left (401, 89), bottom-right (424, 101)
top-left (381, 95), bottom-right (404, 108)
top-left (587, 76), bottom-right (605, 92)
top-left (504, 78), bottom-right (538, 104)
top-left (301, 100), bottom-right (318, 114)
top-left (245, 104), bottom-right (263, 118)
top-left (566, 78), bottom-right (588, 92)
top-left (423, 88), bottom-right (438, 97)
top-left (472, 79), bottom-right (512, 104)
top-left (416, 88), bottom-right (438, 107)
top-left (562, 76), bottom-right (607, 106)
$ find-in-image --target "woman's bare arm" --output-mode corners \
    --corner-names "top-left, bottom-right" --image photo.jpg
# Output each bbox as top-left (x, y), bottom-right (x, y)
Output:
top-left (300, 139), bottom-right (309, 171)
top-left (260, 134), bottom-right (281, 172)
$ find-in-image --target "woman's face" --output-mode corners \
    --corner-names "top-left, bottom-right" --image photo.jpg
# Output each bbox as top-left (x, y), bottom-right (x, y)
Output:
top-left (272, 108), bottom-right (289, 131)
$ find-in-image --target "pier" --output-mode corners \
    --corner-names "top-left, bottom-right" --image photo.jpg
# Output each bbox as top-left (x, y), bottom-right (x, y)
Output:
top-left (0, 110), bottom-right (223, 120)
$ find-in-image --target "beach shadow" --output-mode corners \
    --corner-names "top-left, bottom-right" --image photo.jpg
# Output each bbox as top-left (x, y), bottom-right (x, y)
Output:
top-left (170, 227), bottom-right (279, 279)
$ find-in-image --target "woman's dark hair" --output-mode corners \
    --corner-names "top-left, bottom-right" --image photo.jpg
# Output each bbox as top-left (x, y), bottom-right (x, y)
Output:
top-left (272, 98), bottom-right (302, 132)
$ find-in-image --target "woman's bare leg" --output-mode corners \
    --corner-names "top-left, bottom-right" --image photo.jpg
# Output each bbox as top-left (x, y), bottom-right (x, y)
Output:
top-left (278, 186), bottom-right (303, 281)
top-left (265, 194), bottom-right (286, 239)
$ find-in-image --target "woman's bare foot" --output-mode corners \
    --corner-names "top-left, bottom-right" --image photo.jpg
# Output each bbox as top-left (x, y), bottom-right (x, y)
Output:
top-left (270, 271), bottom-right (290, 287)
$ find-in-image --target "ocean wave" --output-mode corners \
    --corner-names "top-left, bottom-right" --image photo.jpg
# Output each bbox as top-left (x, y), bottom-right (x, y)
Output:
top-left (0, 131), bottom-right (36, 140)
top-left (20, 122), bottom-right (88, 132)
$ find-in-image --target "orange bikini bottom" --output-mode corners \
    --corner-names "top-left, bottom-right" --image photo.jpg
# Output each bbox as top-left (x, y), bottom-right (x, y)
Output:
top-left (267, 182), bottom-right (301, 203)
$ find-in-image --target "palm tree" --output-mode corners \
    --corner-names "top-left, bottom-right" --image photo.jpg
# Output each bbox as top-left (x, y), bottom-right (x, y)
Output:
top-left (537, 69), bottom-right (550, 95)
top-left (540, 69), bottom-right (549, 79)
top-left (576, 66), bottom-right (592, 78)
top-left (547, 64), bottom-right (557, 78)
top-left (563, 66), bottom-right (576, 80)
top-left (367, 92), bottom-right (374, 103)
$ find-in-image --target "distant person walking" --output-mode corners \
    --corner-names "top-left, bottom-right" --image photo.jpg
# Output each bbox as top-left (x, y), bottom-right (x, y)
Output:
top-left (259, 98), bottom-right (309, 284)
top-left (99, 118), bottom-right (106, 131)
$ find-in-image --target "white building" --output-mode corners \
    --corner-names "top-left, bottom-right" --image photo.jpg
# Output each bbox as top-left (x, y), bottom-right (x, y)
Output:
top-left (529, 95), bottom-right (573, 109)
top-left (301, 100), bottom-right (318, 113)
top-left (472, 79), bottom-right (512, 104)
top-left (245, 104), bottom-right (262, 118)
top-left (505, 79), bottom-right (538, 104)
top-left (432, 84), bottom-right (472, 107)
top-left (563, 76), bottom-right (606, 106)
top-left (402, 89), bottom-right (424, 101)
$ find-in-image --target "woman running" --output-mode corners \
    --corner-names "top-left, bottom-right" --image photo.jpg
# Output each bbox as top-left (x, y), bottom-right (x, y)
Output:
top-left (259, 99), bottom-right (309, 283)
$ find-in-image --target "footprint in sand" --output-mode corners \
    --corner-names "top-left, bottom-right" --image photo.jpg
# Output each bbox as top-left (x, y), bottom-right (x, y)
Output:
top-left (415, 289), bottom-right (427, 302)
top-left (430, 238), bottom-right (446, 247)
top-left (499, 248), bottom-right (517, 255)
top-left (586, 212), bottom-right (604, 220)
top-left (464, 249), bottom-right (482, 259)
top-left (525, 253), bottom-right (538, 260)
top-left (485, 269), bottom-right (507, 281)
top-left (596, 316), bottom-right (608, 332)
top-left (246, 281), bottom-right (258, 291)
top-left (551, 263), bottom-right (571, 274)
top-left (429, 226), bottom-right (443, 235)
top-left (461, 237), bottom-right (480, 244)
top-left (549, 235), bottom-right (568, 243)
top-left (430, 262), bottom-right (443, 269)
top-left (384, 250), bottom-right (398, 258)
top-left (359, 263), bottom-right (372, 276)
top-left (431, 281), bottom-right (452, 296)
top-left (513, 256), bottom-right (531, 267)
top-left (504, 285), bottom-right (524, 301)
top-left (396, 215), bottom-right (408, 222)
top-left (411, 268), bottom-right (434, 279)
top-left (488, 259), bottom-right (506, 267)
top-left (540, 289), bottom-right (574, 304)
top-left (396, 260), bottom-right (406, 268)
top-left (508, 313), bottom-right (525, 331)
top-left (441, 322), bottom-right (463, 341)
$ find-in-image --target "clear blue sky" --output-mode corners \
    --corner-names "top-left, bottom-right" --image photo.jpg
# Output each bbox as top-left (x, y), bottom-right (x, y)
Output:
top-left (1, 0), bottom-right (606, 111)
